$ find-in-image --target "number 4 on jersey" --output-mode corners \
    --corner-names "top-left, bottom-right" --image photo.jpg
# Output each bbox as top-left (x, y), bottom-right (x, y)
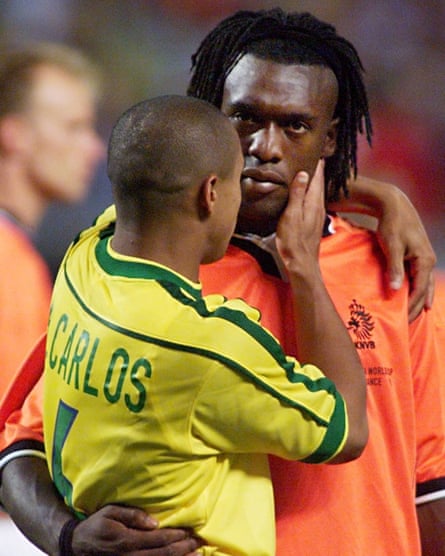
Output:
top-left (51, 399), bottom-right (78, 508)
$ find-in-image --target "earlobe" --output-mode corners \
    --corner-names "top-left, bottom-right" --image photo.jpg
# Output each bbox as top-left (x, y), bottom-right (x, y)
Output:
top-left (322, 117), bottom-right (340, 158)
top-left (0, 115), bottom-right (30, 154)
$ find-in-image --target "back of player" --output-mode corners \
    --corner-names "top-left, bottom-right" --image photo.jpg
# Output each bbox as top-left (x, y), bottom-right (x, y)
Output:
top-left (43, 96), bottom-right (358, 556)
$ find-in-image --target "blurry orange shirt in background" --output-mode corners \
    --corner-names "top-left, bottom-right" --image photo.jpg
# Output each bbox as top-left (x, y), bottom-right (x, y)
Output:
top-left (0, 216), bottom-right (52, 396)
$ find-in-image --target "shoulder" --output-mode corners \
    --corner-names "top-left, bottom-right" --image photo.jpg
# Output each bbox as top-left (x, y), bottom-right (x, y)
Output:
top-left (321, 214), bottom-right (385, 272)
top-left (0, 218), bottom-right (51, 284)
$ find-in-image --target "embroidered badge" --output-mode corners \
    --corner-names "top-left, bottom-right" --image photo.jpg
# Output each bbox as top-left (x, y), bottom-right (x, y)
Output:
top-left (347, 299), bottom-right (375, 349)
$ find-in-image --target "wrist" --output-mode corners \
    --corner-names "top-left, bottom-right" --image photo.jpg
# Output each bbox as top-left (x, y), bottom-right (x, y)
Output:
top-left (337, 175), bottom-right (401, 218)
top-left (58, 517), bottom-right (80, 556)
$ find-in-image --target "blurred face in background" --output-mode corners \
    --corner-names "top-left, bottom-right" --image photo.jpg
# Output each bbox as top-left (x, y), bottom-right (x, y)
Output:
top-left (22, 64), bottom-right (105, 203)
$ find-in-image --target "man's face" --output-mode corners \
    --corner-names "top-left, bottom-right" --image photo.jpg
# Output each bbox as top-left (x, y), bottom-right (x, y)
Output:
top-left (22, 65), bottom-right (105, 203)
top-left (221, 54), bottom-right (339, 236)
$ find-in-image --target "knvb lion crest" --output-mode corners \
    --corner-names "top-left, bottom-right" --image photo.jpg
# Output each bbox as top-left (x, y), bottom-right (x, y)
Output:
top-left (347, 299), bottom-right (375, 348)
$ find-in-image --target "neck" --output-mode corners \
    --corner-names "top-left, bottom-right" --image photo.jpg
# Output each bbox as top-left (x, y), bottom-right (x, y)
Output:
top-left (111, 219), bottom-right (205, 283)
top-left (0, 160), bottom-right (48, 229)
top-left (235, 217), bottom-right (278, 237)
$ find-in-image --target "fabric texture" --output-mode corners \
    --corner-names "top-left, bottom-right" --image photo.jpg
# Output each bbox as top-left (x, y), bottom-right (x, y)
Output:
top-left (2, 209), bottom-right (444, 555)
top-left (41, 207), bottom-right (346, 556)
top-left (200, 216), bottom-right (445, 556)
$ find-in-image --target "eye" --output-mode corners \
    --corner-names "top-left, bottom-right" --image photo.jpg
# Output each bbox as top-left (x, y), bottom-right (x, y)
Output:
top-left (286, 120), bottom-right (309, 134)
top-left (230, 111), bottom-right (258, 124)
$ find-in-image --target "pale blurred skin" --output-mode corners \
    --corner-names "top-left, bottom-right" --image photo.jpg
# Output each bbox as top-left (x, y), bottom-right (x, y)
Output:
top-left (25, 65), bottom-right (105, 203)
top-left (0, 64), bottom-right (105, 229)
top-left (0, 54), bottom-right (105, 556)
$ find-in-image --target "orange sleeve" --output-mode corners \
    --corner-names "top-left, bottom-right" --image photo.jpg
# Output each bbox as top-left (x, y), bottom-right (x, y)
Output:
top-left (433, 271), bottom-right (445, 361)
top-left (0, 221), bottom-right (52, 395)
top-left (411, 306), bottom-right (445, 500)
top-left (0, 335), bottom-right (45, 460)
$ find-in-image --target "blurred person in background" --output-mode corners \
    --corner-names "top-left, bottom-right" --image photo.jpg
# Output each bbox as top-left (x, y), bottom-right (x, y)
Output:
top-left (0, 42), bottom-right (105, 395)
top-left (0, 42), bottom-right (104, 555)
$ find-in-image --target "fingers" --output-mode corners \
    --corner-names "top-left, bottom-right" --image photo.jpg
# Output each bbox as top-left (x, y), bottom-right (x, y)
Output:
top-left (425, 272), bottom-right (435, 309)
top-left (100, 504), bottom-right (159, 530)
top-left (385, 247), bottom-right (436, 322)
top-left (385, 246), bottom-right (436, 322)
top-left (407, 263), bottom-right (436, 323)
top-left (288, 159), bottom-right (325, 201)
top-left (376, 213), bottom-right (437, 322)
top-left (276, 162), bottom-right (326, 273)
top-left (72, 506), bottom-right (202, 555)
top-left (386, 248), bottom-right (405, 292)
top-left (128, 535), bottom-right (202, 556)
top-left (287, 171), bottom-right (310, 208)
top-left (310, 159), bottom-right (326, 202)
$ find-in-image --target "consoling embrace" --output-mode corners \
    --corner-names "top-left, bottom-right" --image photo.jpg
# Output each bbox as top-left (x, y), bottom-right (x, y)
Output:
top-left (0, 8), bottom-right (444, 556)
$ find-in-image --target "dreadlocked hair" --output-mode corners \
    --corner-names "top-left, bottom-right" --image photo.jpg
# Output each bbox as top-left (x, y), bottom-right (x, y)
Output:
top-left (187, 8), bottom-right (372, 201)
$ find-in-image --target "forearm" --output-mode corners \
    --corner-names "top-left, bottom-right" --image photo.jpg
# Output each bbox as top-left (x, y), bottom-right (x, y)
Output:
top-left (0, 456), bottom-right (73, 556)
top-left (417, 498), bottom-right (445, 556)
top-left (329, 174), bottom-right (401, 217)
top-left (330, 174), bottom-right (436, 320)
top-left (277, 167), bottom-right (367, 460)
top-left (289, 270), bottom-right (368, 460)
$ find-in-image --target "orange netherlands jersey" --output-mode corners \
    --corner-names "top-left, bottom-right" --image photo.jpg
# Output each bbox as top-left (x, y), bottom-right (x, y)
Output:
top-left (0, 216), bottom-right (52, 397)
top-left (433, 269), bottom-right (445, 428)
top-left (434, 269), bottom-right (445, 334)
top-left (1, 216), bottom-right (445, 555)
top-left (200, 216), bottom-right (445, 556)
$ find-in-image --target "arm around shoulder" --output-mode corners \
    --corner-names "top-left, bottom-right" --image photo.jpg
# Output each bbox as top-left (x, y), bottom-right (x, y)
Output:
top-left (1, 455), bottom-right (69, 555)
top-left (330, 175), bottom-right (436, 320)
top-left (1, 455), bottom-right (202, 556)
top-left (417, 498), bottom-right (445, 556)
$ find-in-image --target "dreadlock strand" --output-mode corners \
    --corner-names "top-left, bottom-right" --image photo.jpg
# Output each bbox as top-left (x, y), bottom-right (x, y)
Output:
top-left (188, 9), bottom-right (373, 200)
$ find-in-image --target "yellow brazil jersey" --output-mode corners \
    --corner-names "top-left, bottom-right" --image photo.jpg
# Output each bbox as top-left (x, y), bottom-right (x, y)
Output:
top-left (43, 206), bottom-right (348, 556)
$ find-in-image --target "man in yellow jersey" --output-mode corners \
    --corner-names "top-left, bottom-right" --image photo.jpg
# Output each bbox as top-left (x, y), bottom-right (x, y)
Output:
top-left (41, 94), bottom-right (367, 556)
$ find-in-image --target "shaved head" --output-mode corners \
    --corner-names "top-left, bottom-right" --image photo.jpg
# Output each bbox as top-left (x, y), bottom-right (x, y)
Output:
top-left (108, 95), bottom-right (240, 218)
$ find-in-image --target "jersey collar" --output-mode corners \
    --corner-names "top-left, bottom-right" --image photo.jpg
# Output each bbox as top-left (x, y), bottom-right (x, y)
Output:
top-left (231, 214), bottom-right (336, 279)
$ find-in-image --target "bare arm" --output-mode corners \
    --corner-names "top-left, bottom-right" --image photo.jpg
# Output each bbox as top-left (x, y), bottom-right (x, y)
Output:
top-left (329, 175), bottom-right (436, 321)
top-left (276, 165), bottom-right (368, 463)
top-left (417, 499), bottom-right (445, 556)
top-left (0, 456), bottom-right (201, 556)
top-left (1, 457), bottom-right (68, 555)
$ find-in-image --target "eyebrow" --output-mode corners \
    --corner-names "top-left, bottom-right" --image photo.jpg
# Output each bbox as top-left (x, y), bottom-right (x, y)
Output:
top-left (228, 101), bottom-right (316, 125)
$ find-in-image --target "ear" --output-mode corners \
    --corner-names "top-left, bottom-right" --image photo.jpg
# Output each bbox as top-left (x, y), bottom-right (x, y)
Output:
top-left (321, 117), bottom-right (340, 158)
top-left (0, 114), bottom-right (31, 154)
top-left (198, 174), bottom-right (218, 220)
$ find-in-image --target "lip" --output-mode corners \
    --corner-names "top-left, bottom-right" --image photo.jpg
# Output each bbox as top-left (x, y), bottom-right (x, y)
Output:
top-left (242, 168), bottom-right (286, 194)
top-left (242, 168), bottom-right (285, 184)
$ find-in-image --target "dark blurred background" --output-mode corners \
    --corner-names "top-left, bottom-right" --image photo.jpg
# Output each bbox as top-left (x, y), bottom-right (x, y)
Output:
top-left (1, 0), bottom-right (444, 274)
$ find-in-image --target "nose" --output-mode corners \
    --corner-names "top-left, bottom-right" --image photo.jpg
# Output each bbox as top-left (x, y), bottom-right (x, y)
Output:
top-left (247, 122), bottom-right (284, 163)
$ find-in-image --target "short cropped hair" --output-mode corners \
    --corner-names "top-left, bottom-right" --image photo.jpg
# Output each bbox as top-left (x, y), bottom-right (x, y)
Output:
top-left (0, 42), bottom-right (100, 118)
top-left (108, 94), bottom-right (239, 211)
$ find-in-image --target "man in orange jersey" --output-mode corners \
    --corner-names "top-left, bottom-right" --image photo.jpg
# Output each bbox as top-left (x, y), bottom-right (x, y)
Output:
top-left (0, 42), bottom-right (104, 554)
top-left (0, 43), bottom-right (104, 395)
top-left (0, 9), bottom-right (443, 556)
